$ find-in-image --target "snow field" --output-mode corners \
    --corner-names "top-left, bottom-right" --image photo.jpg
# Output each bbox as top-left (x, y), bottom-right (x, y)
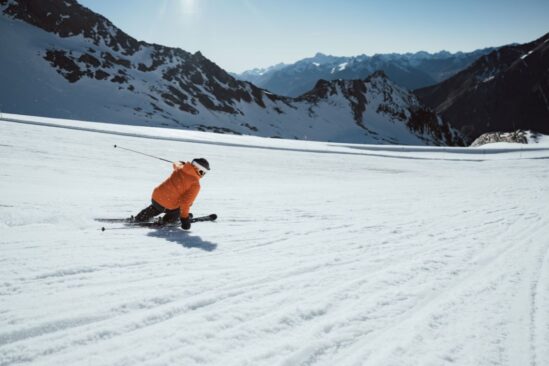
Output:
top-left (1, 117), bottom-right (549, 366)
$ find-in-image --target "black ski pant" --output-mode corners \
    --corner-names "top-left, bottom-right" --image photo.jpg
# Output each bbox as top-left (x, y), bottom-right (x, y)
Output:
top-left (135, 199), bottom-right (180, 223)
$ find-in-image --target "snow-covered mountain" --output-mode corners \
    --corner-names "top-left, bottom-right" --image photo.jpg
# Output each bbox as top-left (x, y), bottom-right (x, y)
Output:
top-left (234, 49), bottom-right (494, 97)
top-left (0, 0), bottom-right (462, 146)
top-left (2, 114), bottom-right (549, 366)
top-left (229, 63), bottom-right (287, 87)
top-left (294, 71), bottom-right (463, 145)
top-left (415, 33), bottom-right (549, 141)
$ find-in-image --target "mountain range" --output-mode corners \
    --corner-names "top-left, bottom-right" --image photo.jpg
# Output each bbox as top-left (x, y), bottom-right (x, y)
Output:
top-left (415, 33), bottom-right (549, 139)
top-left (0, 0), bottom-right (462, 146)
top-left (233, 49), bottom-right (495, 97)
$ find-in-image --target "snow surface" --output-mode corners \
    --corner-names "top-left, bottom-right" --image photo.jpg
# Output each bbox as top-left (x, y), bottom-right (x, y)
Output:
top-left (1, 114), bottom-right (549, 366)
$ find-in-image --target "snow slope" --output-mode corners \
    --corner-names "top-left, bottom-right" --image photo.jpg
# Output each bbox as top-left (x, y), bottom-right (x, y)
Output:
top-left (1, 114), bottom-right (549, 366)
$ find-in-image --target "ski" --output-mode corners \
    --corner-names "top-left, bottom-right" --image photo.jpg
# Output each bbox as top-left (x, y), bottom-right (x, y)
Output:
top-left (98, 213), bottom-right (217, 231)
top-left (125, 221), bottom-right (178, 228)
top-left (95, 217), bottom-right (135, 223)
top-left (96, 213), bottom-right (217, 224)
top-left (130, 214), bottom-right (218, 226)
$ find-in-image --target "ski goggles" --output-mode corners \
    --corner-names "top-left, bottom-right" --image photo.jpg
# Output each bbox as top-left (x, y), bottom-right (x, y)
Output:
top-left (192, 161), bottom-right (209, 177)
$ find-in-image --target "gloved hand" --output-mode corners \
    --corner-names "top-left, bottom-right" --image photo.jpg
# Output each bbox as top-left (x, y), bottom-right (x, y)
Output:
top-left (180, 216), bottom-right (191, 230)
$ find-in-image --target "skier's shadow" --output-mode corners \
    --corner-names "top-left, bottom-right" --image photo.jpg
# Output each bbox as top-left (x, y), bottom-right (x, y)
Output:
top-left (147, 228), bottom-right (217, 251)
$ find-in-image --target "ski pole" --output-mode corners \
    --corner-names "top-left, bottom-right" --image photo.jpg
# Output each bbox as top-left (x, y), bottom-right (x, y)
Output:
top-left (100, 226), bottom-right (138, 231)
top-left (113, 145), bottom-right (173, 164)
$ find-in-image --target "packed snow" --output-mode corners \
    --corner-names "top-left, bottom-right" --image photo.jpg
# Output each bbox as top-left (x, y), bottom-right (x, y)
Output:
top-left (1, 114), bottom-right (549, 366)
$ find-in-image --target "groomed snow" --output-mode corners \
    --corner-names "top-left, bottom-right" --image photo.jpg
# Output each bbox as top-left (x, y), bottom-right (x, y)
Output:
top-left (1, 115), bottom-right (548, 366)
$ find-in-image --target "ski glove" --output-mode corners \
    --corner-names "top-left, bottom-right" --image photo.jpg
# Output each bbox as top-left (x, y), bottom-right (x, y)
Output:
top-left (180, 216), bottom-right (191, 230)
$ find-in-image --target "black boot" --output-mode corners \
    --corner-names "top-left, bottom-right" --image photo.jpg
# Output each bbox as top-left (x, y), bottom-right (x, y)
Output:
top-left (135, 205), bottom-right (162, 222)
top-left (161, 208), bottom-right (181, 224)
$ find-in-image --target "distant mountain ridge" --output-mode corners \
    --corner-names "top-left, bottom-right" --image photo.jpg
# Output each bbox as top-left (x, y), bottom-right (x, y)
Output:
top-left (415, 32), bottom-right (549, 140)
top-left (0, 0), bottom-right (462, 146)
top-left (234, 49), bottom-right (495, 97)
top-left (295, 71), bottom-right (462, 145)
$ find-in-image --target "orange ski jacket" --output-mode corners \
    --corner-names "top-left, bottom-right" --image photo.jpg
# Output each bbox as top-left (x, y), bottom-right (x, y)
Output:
top-left (151, 162), bottom-right (201, 219)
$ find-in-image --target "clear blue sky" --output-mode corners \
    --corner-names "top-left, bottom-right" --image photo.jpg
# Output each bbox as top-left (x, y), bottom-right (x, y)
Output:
top-left (78, 0), bottom-right (549, 73)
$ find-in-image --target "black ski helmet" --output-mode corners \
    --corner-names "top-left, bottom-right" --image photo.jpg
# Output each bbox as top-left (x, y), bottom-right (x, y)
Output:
top-left (192, 158), bottom-right (210, 171)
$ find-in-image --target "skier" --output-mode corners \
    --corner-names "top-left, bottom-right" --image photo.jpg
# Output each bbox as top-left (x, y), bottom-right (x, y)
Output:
top-left (134, 158), bottom-right (210, 230)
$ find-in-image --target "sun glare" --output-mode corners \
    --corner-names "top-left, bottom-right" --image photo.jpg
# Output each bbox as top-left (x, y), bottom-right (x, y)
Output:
top-left (180, 0), bottom-right (197, 15)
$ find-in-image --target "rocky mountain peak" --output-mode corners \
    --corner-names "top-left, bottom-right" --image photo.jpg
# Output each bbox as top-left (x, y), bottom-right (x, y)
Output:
top-left (295, 74), bottom-right (463, 146)
top-left (366, 69), bottom-right (389, 80)
top-left (415, 32), bottom-right (549, 141)
top-left (470, 130), bottom-right (529, 147)
top-left (2, 0), bottom-right (140, 54)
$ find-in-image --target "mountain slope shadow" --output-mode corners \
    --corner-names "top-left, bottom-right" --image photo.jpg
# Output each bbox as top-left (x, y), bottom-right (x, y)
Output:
top-left (147, 227), bottom-right (217, 251)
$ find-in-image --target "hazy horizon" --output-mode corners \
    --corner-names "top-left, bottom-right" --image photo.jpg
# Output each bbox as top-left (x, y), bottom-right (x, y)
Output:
top-left (78, 0), bottom-right (549, 73)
